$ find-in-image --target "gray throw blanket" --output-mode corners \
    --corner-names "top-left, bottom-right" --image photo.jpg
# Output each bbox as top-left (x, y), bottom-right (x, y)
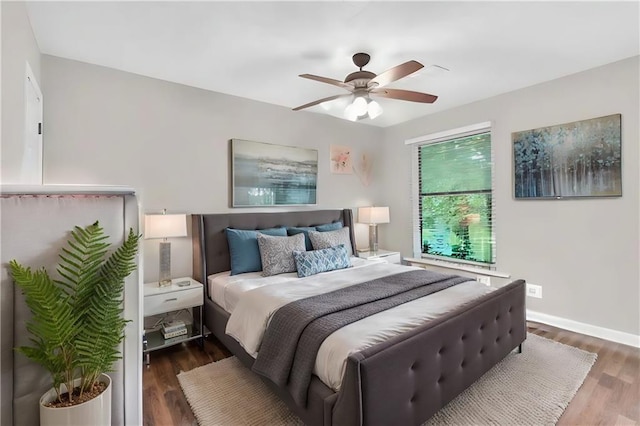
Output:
top-left (252, 269), bottom-right (471, 406)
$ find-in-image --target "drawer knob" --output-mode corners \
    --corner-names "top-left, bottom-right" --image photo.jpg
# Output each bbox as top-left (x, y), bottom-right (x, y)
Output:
top-left (164, 298), bottom-right (178, 302)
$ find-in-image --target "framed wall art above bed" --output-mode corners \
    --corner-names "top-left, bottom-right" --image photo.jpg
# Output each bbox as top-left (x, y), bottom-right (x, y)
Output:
top-left (230, 139), bottom-right (318, 207)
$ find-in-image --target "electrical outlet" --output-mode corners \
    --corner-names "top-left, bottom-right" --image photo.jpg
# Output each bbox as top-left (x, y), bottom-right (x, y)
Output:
top-left (477, 276), bottom-right (491, 286)
top-left (526, 283), bottom-right (543, 299)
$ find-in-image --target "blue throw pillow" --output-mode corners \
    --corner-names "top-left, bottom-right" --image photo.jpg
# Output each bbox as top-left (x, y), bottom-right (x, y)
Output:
top-left (226, 227), bottom-right (287, 275)
top-left (293, 244), bottom-right (351, 278)
top-left (286, 226), bottom-right (317, 251)
top-left (315, 221), bottom-right (343, 232)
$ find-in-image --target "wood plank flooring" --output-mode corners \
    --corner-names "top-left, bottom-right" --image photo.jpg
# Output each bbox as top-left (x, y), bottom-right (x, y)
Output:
top-left (143, 337), bottom-right (231, 426)
top-left (143, 322), bottom-right (639, 425)
top-left (529, 323), bottom-right (639, 425)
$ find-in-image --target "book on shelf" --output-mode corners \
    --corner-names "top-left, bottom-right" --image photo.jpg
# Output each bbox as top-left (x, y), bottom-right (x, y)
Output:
top-left (162, 333), bottom-right (191, 345)
top-left (162, 320), bottom-right (186, 334)
top-left (162, 327), bottom-right (188, 339)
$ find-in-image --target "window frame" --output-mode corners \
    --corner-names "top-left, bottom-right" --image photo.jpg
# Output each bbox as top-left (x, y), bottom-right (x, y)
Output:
top-left (407, 122), bottom-right (496, 268)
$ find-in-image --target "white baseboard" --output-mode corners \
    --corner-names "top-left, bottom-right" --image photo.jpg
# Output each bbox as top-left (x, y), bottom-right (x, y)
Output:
top-left (527, 309), bottom-right (640, 348)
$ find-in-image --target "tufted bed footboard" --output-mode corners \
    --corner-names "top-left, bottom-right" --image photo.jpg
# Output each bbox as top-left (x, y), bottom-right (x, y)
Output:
top-left (333, 279), bottom-right (526, 426)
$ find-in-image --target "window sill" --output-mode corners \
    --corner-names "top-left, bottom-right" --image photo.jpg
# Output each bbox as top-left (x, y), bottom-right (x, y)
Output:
top-left (404, 257), bottom-right (510, 278)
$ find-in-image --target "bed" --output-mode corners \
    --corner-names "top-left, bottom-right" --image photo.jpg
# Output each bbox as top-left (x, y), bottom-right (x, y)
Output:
top-left (192, 209), bottom-right (526, 426)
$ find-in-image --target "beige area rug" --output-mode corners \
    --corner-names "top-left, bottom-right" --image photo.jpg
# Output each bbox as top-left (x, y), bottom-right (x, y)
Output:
top-left (177, 334), bottom-right (596, 426)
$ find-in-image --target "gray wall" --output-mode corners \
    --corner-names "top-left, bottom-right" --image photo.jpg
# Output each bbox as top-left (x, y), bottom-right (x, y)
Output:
top-left (1, 2), bottom-right (42, 183)
top-left (380, 56), bottom-right (639, 336)
top-left (41, 55), bottom-right (385, 282)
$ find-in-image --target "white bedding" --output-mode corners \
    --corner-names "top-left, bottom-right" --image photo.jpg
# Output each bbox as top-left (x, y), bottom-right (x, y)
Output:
top-left (208, 257), bottom-right (382, 312)
top-left (218, 259), bottom-right (494, 391)
top-left (208, 270), bottom-right (298, 312)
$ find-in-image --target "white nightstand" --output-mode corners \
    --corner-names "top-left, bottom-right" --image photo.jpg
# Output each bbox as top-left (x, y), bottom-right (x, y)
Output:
top-left (357, 249), bottom-right (402, 264)
top-left (142, 277), bottom-right (210, 365)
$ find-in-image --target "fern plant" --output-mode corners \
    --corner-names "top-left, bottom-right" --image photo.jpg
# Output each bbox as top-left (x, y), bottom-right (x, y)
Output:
top-left (9, 221), bottom-right (140, 404)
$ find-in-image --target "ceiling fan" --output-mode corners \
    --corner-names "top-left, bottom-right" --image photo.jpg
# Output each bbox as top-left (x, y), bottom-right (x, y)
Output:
top-left (293, 52), bottom-right (438, 120)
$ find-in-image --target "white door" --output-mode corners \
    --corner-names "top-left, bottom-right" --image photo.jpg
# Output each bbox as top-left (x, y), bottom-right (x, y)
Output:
top-left (22, 62), bottom-right (43, 184)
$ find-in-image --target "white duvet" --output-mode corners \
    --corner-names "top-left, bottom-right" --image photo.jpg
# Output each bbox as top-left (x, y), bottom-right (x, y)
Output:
top-left (217, 259), bottom-right (494, 391)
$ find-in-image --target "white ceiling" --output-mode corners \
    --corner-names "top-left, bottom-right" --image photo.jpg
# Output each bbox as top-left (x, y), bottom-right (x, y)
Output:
top-left (26, 1), bottom-right (639, 127)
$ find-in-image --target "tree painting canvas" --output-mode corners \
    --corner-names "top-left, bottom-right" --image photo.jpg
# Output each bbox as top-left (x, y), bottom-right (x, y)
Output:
top-left (512, 114), bottom-right (621, 199)
top-left (231, 139), bottom-right (318, 206)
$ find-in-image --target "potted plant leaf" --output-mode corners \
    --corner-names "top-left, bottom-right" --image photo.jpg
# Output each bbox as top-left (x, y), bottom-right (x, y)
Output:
top-left (9, 221), bottom-right (140, 426)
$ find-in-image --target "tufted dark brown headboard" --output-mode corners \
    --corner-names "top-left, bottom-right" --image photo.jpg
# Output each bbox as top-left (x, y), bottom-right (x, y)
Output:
top-left (191, 209), bottom-right (355, 296)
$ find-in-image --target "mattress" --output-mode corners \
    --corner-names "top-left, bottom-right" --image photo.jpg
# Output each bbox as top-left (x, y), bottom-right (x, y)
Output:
top-left (221, 260), bottom-right (495, 391)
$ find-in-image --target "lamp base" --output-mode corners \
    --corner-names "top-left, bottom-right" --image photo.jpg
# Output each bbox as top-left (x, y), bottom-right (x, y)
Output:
top-left (158, 241), bottom-right (172, 287)
top-left (369, 224), bottom-right (378, 254)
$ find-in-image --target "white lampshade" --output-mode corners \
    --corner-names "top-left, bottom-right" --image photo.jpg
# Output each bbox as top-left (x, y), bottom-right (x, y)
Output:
top-left (344, 96), bottom-right (383, 121)
top-left (367, 100), bottom-right (383, 119)
top-left (344, 103), bottom-right (358, 121)
top-left (358, 206), bottom-right (390, 224)
top-left (144, 213), bottom-right (187, 239)
top-left (352, 96), bottom-right (368, 116)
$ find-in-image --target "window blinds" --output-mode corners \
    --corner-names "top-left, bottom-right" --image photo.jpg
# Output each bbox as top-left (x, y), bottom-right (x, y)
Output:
top-left (409, 123), bottom-right (495, 265)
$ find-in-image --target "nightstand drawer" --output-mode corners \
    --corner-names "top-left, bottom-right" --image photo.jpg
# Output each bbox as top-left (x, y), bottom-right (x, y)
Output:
top-left (144, 287), bottom-right (202, 316)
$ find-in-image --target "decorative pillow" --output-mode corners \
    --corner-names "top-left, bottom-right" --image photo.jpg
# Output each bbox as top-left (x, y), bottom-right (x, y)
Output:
top-left (257, 233), bottom-right (306, 277)
top-left (293, 245), bottom-right (351, 278)
top-left (286, 226), bottom-right (317, 251)
top-left (308, 227), bottom-right (353, 256)
top-left (225, 227), bottom-right (287, 275)
top-left (315, 221), bottom-right (343, 232)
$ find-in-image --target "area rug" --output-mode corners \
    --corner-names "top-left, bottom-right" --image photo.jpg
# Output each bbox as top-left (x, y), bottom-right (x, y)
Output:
top-left (177, 333), bottom-right (596, 426)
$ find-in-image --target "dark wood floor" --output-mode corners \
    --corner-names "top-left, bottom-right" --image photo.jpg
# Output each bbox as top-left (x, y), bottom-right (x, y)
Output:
top-left (143, 322), bottom-right (639, 425)
top-left (143, 336), bottom-right (231, 426)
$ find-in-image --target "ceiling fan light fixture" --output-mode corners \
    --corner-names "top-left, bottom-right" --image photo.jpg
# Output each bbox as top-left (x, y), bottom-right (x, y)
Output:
top-left (352, 96), bottom-right (368, 116)
top-left (293, 52), bottom-right (437, 119)
top-left (344, 103), bottom-right (358, 121)
top-left (367, 100), bottom-right (383, 119)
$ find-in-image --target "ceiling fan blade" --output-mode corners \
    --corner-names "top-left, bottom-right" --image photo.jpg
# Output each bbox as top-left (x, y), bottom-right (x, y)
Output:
top-left (292, 94), bottom-right (352, 111)
top-left (299, 74), bottom-right (353, 90)
top-left (368, 60), bottom-right (424, 88)
top-left (371, 88), bottom-right (438, 103)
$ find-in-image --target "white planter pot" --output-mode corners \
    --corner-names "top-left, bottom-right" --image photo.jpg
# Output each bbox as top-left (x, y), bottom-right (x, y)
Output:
top-left (39, 373), bottom-right (111, 426)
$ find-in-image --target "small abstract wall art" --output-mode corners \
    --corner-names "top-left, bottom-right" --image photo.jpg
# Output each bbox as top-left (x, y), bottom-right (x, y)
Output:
top-left (353, 153), bottom-right (373, 186)
top-left (330, 145), bottom-right (353, 174)
top-left (231, 139), bottom-right (318, 206)
top-left (512, 114), bottom-right (621, 199)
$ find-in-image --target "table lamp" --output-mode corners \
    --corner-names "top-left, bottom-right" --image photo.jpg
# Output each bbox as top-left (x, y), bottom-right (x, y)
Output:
top-left (358, 206), bottom-right (390, 254)
top-left (144, 209), bottom-right (187, 287)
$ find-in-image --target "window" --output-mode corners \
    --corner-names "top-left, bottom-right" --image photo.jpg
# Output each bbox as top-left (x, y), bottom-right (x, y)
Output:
top-left (410, 123), bottom-right (494, 265)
